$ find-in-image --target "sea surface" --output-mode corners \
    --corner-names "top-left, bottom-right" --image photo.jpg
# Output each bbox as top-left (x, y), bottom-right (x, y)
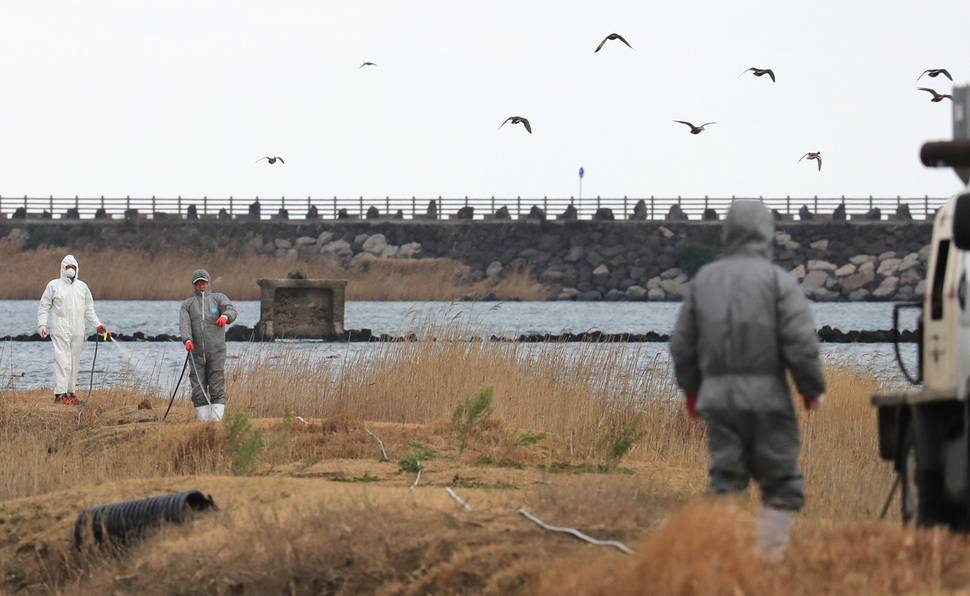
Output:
top-left (0, 300), bottom-right (919, 395)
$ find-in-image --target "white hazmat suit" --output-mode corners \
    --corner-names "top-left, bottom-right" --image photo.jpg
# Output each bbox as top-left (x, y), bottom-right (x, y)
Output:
top-left (37, 255), bottom-right (103, 397)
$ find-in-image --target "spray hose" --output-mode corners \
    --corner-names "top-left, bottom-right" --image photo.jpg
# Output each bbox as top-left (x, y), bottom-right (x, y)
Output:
top-left (76, 331), bottom-right (104, 427)
top-left (161, 352), bottom-right (191, 422)
top-left (81, 331), bottom-right (101, 407)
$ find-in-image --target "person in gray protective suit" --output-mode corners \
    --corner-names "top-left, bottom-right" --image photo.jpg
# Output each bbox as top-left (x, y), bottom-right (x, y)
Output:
top-left (670, 199), bottom-right (826, 561)
top-left (179, 269), bottom-right (237, 421)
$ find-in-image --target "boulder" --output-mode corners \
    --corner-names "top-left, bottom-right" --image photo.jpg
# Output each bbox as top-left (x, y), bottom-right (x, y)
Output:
top-left (872, 276), bottom-right (900, 299)
top-left (840, 269), bottom-right (875, 292)
top-left (876, 258), bottom-right (902, 277)
top-left (807, 259), bottom-right (837, 272)
top-left (800, 270), bottom-right (829, 296)
top-left (667, 204), bottom-right (689, 221)
top-left (398, 242), bottom-right (421, 259)
top-left (564, 246), bottom-right (585, 263)
top-left (361, 234), bottom-right (388, 256)
top-left (625, 285), bottom-right (648, 300)
top-left (558, 204), bottom-right (578, 220)
top-left (834, 264), bottom-right (856, 277)
top-left (630, 200), bottom-right (648, 220)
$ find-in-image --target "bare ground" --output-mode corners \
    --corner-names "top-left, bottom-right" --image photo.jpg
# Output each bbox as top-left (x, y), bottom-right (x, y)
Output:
top-left (4, 391), bottom-right (970, 595)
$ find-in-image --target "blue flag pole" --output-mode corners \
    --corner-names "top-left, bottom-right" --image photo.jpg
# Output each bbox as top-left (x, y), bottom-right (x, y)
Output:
top-left (578, 167), bottom-right (584, 202)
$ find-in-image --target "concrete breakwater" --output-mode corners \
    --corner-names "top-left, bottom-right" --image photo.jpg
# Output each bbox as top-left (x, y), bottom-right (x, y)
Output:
top-left (3, 218), bottom-right (932, 302)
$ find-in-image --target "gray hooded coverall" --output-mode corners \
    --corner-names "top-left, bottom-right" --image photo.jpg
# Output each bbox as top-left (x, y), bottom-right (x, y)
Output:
top-left (670, 199), bottom-right (826, 511)
top-left (179, 269), bottom-right (237, 407)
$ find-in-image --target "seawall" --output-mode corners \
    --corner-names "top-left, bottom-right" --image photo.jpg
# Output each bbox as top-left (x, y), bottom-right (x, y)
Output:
top-left (1, 219), bottom-right (932, 302)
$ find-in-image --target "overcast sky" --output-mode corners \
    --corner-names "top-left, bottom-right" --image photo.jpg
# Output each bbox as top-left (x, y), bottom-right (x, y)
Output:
top-left (2, 2), bottom-right (969, 204)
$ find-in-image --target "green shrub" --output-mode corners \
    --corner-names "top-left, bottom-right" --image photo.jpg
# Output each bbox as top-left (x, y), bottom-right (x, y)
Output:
top-left (597, 412), bottom-right (648, 471)
top-left (397, 442), bottom-right (438, 473)
top-left (675, 236), bottom-right (718, 276)
top-left (452, 386), bottom-right (494, 457)
top-left (222, 409), bottom-right (265, 476)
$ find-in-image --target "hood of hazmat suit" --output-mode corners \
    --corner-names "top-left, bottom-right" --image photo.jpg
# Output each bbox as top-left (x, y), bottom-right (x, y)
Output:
top-left (37, 254), bottom-right (102, 337)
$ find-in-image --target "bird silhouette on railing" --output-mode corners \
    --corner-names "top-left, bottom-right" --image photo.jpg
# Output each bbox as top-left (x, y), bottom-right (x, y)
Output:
top-left (674, 120), bottom-right (716, 135)
top-left (918, 87), bottom-right (953, 102)
top-left (500, 116), bottom-right (532, 134)
top-left (738, 67), bottom-right (775, 82)
top-left (256, 156), bottom-right (285, 164)
top-left (594, 33), bottom-right (634, 53)
top-left (917, 68), bottom-right (952, 82)
top-left (798, 152), bottom-right (822, 171)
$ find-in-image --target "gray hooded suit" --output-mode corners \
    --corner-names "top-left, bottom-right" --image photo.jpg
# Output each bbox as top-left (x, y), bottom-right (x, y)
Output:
top-left (179, 269), bottom-right (237, 407)
top-left (670, 199), bottom-right (825, 511)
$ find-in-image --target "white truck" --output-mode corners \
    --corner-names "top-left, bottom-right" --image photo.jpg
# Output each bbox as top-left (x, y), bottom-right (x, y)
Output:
top-left (873, 139), bottom-right (970, 528)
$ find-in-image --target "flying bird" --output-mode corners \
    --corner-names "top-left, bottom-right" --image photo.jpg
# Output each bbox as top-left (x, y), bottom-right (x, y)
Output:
top-left (594, 33), bottom-right (634, 53)
top-left (798, 152), bottom-right (822, 171)
top-left (738, 67), bottom-right (775, 82)
top-left (674, 120), bottom-right (716, 134)
top-left (256, 156), bottom-right (285, 164)
top-left (500, 116), bottom-right (532, 134)
top-left (917, 68), bottom-right (952, 82)
top-left (918, 87), bottom-right (953, 102)
top-left (360, 62), bottom-right (377, 68)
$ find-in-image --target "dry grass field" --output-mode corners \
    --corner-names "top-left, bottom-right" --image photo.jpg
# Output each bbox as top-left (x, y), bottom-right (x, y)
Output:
top-left (3, 324), bottom-right (969, 595)
top-left (0, 242), bottom-right (548, 302)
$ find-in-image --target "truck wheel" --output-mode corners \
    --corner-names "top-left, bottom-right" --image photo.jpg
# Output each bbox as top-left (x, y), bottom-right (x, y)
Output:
top-left (901, 425), bottom-right (953, 527)
top-left (901, 426), bottom-right (921, 525)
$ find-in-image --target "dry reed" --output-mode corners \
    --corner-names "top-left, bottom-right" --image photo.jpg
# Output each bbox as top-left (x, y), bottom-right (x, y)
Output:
top-left (0, 242), bottom-right (548, 301)
top-left (0, 310), bottom-right (935, 595)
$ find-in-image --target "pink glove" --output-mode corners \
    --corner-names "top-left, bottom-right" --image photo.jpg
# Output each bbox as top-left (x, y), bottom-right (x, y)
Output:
top-left (216, 315), bottom-right (228, 328)
top-left (686, 395), bottom-right (700, 420)
top-left (185, 340), bottom-right (194, 352)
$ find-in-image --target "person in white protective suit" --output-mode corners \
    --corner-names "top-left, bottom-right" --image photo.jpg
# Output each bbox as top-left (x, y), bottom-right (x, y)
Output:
top-left (37, 255), bottom-right (109, 405)
top-left (670, 199), bottom-right (827, 562)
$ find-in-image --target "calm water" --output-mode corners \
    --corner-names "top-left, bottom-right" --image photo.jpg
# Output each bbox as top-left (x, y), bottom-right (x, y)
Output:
top-left (1, 300), bottom-right (918, 394)
top-left (0, 299), bottom-right (918, 338)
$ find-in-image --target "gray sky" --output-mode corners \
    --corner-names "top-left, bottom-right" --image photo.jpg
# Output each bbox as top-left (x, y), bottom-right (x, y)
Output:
top-left (2, 2), bottom-right (969, 204)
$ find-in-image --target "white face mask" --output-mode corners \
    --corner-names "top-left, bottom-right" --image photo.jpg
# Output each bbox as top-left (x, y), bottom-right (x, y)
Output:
top-left (66, 268), bottom-right (76, 279)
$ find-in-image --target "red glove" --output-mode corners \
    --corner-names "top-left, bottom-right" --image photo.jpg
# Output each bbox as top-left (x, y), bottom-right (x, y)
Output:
top-left (185, 340), bottom-right (194, 352)
top-left (96, 325), bottom-right (111, 339)
top-left (216, 315), bottom-right (228, 328)
top-left (803, 393), bottom-right (826, 411)
top-left (685, 395), bottom-right (700, 420)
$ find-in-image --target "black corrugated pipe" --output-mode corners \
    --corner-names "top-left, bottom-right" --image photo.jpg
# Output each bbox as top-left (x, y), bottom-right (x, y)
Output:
top-left (74, 489), bottom-right (217, 548)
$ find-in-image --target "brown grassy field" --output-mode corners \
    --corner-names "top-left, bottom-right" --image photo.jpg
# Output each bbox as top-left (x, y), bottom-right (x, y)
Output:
top-left (3, 323), bottom-right (968, 595)
top-left (0, 242), bottom-right (549, 301)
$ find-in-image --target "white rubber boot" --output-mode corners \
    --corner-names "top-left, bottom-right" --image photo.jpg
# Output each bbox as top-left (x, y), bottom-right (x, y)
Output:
top-left (195, 405), bottom-right (213, 421)
top-left (210, 403), bottom-right (225, 421)
top-left (755, 506), bottom-right (793, 562)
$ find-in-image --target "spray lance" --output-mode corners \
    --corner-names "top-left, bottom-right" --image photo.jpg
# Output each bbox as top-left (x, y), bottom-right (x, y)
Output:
top-left (76, 328), bottom-right (109, 426)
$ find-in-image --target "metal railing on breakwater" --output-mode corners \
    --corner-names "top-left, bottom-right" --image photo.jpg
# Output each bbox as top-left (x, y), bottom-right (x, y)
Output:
top-left (0, 194), bottom-right (945, 222)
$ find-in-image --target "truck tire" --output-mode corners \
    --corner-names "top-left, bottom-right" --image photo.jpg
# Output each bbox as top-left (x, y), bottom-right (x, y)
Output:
top-left (901, 426), bottom-right (923, 525)
top-left (901, 425), bottom-right (956, 527)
